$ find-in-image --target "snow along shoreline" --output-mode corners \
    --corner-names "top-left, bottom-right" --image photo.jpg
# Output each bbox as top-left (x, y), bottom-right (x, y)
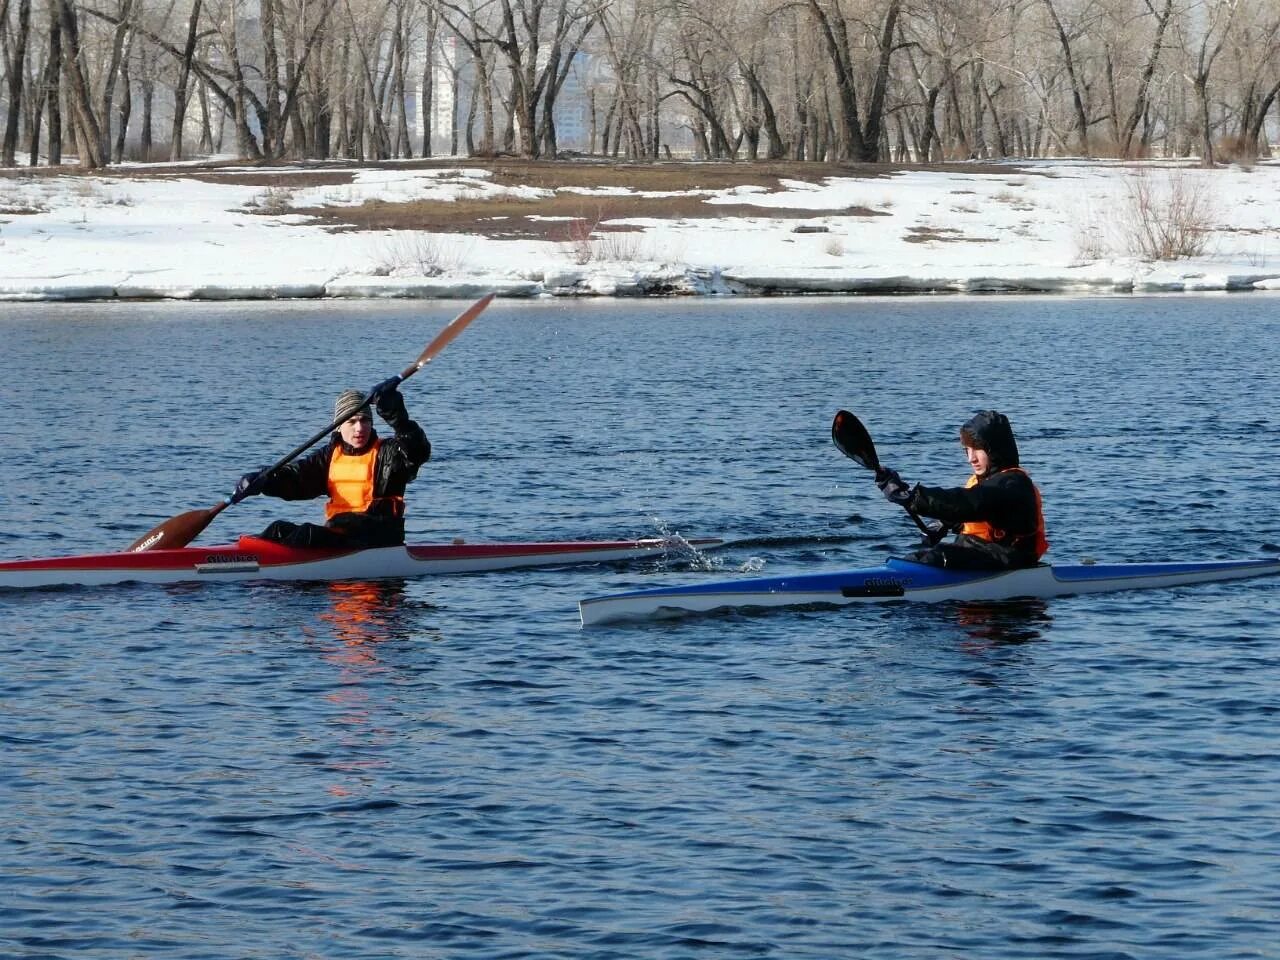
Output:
top-left (6, 265), bottom-right (1280, 303)
top-left (3, 158), bottom-right (1280, 302)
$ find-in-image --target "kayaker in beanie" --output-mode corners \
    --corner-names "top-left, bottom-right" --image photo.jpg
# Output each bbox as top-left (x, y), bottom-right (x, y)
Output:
top-left (234, 380), bottom-right (430, 549)
top-left (877, 410), bottom-right (1048, 570)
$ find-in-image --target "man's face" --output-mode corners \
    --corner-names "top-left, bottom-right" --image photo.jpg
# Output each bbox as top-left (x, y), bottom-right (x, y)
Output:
top-left (965, 445), bottom-right (991, 475)
top-left (339, 411), bottom-right (373, 450)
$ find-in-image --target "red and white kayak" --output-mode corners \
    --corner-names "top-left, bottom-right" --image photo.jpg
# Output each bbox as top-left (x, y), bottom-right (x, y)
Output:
top-left (0, 535), bottom-right (721, 590)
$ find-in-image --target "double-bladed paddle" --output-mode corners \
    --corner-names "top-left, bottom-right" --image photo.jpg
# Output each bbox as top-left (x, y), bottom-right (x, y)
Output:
top-left (831, 409), bottom-right (936, 538)
top-left (127, 292), bottom-right (496, 552)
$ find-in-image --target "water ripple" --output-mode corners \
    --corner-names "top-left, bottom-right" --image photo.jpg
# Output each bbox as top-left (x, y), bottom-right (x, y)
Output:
top-left (2, 296), bottom-right (1279, 959)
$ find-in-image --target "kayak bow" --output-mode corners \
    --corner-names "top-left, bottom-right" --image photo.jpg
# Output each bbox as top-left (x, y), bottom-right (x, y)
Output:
top-left (578, 556), bottom-right (1280, 626)
top-left (0, 535), bottom-right (721, 590)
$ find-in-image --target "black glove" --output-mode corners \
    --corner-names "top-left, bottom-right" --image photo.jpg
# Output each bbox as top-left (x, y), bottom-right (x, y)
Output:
top-left (369, 376), bottom-right (402, 404)
top-left (876, 468), bottom-right (913, 506)
top-left (235, 468), bottom-right (269, 500)
top-left (371, 376), bottom-right (404, 419)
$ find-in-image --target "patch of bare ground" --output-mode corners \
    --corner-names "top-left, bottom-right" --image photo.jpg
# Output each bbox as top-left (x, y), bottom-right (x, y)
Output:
top-left (0, 157), bottom-right (1042, 237)
top-left (289, 193), bottom-right (891, 241)
top-left (271, 160), bottom-right (919, 240)
top-left (904, 226), bottom-right (997, 243)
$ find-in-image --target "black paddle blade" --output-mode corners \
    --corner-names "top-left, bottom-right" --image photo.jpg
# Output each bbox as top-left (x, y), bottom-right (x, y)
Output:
top-left (831, 409), bottom-right (881, 473)
top-left (128, 502), bottom-right (228, 552)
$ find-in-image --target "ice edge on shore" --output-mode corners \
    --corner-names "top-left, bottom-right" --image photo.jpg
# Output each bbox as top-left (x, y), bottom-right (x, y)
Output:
top-left (3, 265), bottom-right (1279, 302)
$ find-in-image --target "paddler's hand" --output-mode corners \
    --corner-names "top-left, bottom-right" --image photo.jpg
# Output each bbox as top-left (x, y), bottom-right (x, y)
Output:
top-left (235, 468), bottom-right (269, 500)
top-left (876, 468), bottom-right (913, 506)
top-left (369, 376), bottom-right (402, 405)
top-left (921, 519), bottom-right (949, 546)
top-left (372, 377), bottom-right (407, 421)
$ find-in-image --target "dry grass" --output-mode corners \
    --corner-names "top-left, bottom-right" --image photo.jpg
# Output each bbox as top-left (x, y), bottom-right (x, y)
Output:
top-left (373, 232), bottom-right (472, 275)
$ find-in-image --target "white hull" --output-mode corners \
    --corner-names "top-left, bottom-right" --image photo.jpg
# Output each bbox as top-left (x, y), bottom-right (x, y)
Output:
top-left (579, 558), bottom-right (1280, 626)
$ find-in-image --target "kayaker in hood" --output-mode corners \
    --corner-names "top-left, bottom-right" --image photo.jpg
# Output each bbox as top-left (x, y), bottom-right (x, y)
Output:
top-left (877, 410), bottom-right (1048, 570)
top-left (233, 381), bottom-right (430, 549)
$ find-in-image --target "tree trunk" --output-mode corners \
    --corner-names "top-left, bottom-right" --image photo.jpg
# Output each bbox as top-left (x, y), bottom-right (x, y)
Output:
top-left (139, 77), bottom-right (152, 161)
top-left (807, 0), bottom-right (899, 161)
top-left (57, 0), bottom-right (104, 168)
top-left (225, 1), bottom-right (263, 159)
top-left (168, 0), bottom-right (202, 161)
top-left (1040, 0), bottom-right (1090, 156)
top-left (1244, 79), bottom-right (1280, 157)
top-left (392, 1), bottom-right (410, 157)
top-left (1195, 74), bottom-right (1213, 166)
top-left (420, 8), bottom-right (437, 156)
top-left (2, 0), bottom-right (32, 166)
top-left (1119, 0), bottom-right (1173, 158)
top-left (113, 31), bottom-right (135, 161)
top-left (97, 0), bottom-right (133, 164)
top-left (806, 0), bottom-right (865, 160)
top-left (741, 64), bottom-right (786, 160)
top-left (260, 0), bottom-right (282, 158)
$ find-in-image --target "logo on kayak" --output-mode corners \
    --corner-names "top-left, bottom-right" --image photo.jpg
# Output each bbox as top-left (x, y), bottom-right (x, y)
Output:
top-left (841, 577), bottom-right (907, 598)
top-left (196, 553), bottom-right (261, 574)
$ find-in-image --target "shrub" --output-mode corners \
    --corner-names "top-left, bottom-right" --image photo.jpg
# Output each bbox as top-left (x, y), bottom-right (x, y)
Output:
top-left (1115, 167), bottom-right (1215, 260)
top-left (565, 215), bottom-right (596, 264)
top-left (374, 232), bottom-right (469, 276)
top-left (246, 186), bottom-right (294, 215)
top-left (594, 230), bottom-right (647, 262)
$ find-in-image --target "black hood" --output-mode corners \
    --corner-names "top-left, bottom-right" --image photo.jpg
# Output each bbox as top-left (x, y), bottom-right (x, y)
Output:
top-left (960, 410), bottom-right (1020, 472)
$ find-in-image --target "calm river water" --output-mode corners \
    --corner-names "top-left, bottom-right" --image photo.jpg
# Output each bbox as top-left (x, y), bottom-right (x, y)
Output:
top-left (2, 295), bottom-right (1279, 959)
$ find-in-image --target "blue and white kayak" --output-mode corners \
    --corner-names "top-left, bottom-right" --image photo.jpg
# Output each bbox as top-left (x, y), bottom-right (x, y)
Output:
top-left (578, 556), bottom-right (1280, 626)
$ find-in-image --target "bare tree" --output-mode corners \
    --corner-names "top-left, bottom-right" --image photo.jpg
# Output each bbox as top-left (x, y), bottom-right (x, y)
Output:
top-left (1037, 0), bottom-right (1098, 156)
top-left (1, 0), bottom-right (32, 165)
top-left (806, 0), bottom-right (902, 162)
top-left (1176, 0), bottom-right (1240, 165)
top-left (58, 0), bottom-right (106, 167)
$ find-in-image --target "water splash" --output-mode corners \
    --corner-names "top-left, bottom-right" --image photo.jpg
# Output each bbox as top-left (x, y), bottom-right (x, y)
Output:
top-left (650, 518), bottom-right (723, 572)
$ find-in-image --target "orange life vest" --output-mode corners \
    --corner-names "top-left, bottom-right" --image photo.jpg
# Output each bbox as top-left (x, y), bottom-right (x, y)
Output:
top-left (959, 468), bottom-right (1049, 559)
top-left (325, 439), bottom-right (404, 521)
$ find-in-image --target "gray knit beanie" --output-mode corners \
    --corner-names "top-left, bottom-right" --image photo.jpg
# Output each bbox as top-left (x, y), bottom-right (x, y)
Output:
top-left (333, 389), bottom-right (370, 424)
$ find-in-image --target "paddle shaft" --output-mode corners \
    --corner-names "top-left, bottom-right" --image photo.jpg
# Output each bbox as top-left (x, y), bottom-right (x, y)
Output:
top-left (235, 293), bottom-right (493, 502)
top-left (128, 293), bottom-right (494, 552)
top-left (831, 410), bottom-right (935, 538)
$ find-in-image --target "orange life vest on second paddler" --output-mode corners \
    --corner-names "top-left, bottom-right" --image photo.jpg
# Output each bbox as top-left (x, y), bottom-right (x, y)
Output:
top-left (325, 439), bottom-right (404, 521)
top-left (959, 468), bottom-right (1049, 559)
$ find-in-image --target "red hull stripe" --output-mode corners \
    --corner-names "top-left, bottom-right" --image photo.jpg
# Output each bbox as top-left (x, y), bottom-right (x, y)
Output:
top-left (0, 537), bottom-right (722, 573)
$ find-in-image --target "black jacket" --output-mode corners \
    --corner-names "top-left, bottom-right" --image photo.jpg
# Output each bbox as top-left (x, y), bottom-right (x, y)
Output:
top-left (260, 389), bottom-right (430, 545)
top-left (906, 410), bottom-right (1043, 570)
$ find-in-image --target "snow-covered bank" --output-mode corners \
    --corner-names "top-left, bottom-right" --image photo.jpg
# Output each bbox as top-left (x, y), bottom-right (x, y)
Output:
top-left (2, 158), bottom-right (1279, 302)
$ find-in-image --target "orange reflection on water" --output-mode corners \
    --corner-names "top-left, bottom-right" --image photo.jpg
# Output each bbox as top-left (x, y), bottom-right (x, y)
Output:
top-left (318, 580), bottom-right (411, 655)
top-left (954, 599), bottom-right (1053, 649)
top-left (312, 580), bottom-right (415, 798)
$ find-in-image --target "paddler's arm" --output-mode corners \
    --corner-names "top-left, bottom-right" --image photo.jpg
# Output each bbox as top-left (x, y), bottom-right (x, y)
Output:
top-left (258, 444), bottom-right (333, 501)
top-left (375, 387), bottom-right (431, 469)
top-left (903, 483), bottom-right (990, 523)
top-left (910, 478), bottom-right (1024, 526)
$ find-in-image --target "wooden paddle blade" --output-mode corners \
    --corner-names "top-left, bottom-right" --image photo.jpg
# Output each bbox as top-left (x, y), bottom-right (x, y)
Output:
top-left (399, 292), bottom-right (495, 380)
top-left (831, 409), bottom-right (881, 472)
top-left (128, 502), bottom-right (229, 552)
